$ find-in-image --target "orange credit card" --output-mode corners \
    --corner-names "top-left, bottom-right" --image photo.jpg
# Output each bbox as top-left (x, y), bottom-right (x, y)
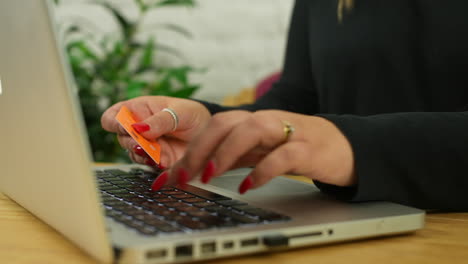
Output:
top-left (115, 106), bottom-right (161, 164)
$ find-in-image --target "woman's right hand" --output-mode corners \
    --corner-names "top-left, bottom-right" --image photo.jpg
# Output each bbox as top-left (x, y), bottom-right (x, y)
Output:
top-left (101, 96), bottom-right (211, 168)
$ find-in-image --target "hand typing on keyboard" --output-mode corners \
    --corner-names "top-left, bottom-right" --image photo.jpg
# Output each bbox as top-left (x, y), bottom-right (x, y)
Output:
top-left (96, 168), bottom-right (289, 236)
top-left (101, 97), bottom-right (355, 196)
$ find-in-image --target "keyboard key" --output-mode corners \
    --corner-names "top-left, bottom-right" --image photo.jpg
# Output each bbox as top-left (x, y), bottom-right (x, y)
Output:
top-left (177, 206), bottom-right (201, 213)
top-left (177, 185), bottom-right (232, 201)
top-left (161, 190), bottom-right (185, 195)
top-left (104, 169), bottom-right (130, 176)
top-left (171, 194), bottom-right (195, 199)
top-left (232, 205), bottom-right (290, 221)
top-left (155, 197), bottom-right (178, 204)
top-left (188, 210), bottom-right (212, 218)
top-left (164, 202), bottom-right (190, 208)
top-left (216, 200), bottom-right (247, 207)
top-left (182, 197), bottom-right (206, 203)
top-left (178, 218), bottom-right (209, 230)
top-left (192, 201), bottom-right (214, 208)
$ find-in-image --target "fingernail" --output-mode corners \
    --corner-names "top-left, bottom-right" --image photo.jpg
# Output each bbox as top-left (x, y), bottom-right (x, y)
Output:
top-left (158, 163), bottom-right (166, 170)
top-left (145, 158), bottom-right (156, 166)
top-left (132, 123), bottom-right (150, 133)
top-left (239, 176), bottom-right (253, 194)
top-left (177, 168), bottom-right (189, 186)
top-left (201, 160), bottom-right (216, 184)
top-left (133, 145), bottom-right (147, 157)
top-left (151, 171), bottom-right (168, 191)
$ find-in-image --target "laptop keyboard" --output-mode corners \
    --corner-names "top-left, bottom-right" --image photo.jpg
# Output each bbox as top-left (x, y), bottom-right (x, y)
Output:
top-left (96, 168), bottom-right (290, 236)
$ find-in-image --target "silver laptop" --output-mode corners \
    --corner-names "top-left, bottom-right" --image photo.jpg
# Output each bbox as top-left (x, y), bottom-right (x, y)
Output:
top-left (0, 1), bottom-right (425, 263)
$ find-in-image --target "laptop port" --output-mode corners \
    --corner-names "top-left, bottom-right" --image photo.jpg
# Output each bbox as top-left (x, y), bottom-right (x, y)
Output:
top-left (175, 244), bottom-right (193, 258)
top-left (223, 241), bottom-right (234, 250)
top-left (146, 249), bottom-right (167, 259)
top-left (201, 241), bottom-right (216, 255)
top-left (241, 238), bottom-right (259, 247)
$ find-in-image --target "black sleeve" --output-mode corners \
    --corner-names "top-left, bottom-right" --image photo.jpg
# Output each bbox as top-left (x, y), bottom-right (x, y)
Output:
top-left (200, 0), bottom-right (318, 115)
top-left (315, 112), bottom-right (468, 211)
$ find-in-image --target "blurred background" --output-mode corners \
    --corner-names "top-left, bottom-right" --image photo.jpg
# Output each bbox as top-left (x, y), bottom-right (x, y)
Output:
top-left (54, 0), bottom-right (293, 162)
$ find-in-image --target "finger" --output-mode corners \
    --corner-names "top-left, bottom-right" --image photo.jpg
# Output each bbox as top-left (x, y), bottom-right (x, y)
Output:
top-left (126, 98), bottom-right (153, 122)
top-left (240, 142), bottom-right (304, 194)
top-left (210, 113), bottom-right (286, 178)
top-left (117, 135), bottom-right (147, 164)
top-left (117, 135), bottom-right (137, 151)
top-left (101, 101), bottom-right (127, 134)
top-left (133, 108), bottom-right (181, 140)
top-left (158, 137), bottom-right (186, 169)
top-left (168, 111), bottom-right (250, 185)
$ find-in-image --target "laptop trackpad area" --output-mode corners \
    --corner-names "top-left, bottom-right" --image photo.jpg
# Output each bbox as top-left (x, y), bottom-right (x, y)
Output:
top-left (200, 169), bottom-right (419, 223)
top-left (197, 169), bottom-right (342, 221)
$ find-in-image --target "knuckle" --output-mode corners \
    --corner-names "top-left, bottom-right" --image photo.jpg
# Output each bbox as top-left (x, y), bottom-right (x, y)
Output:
top-left (210, 110), bottom-right (251, 129)
top-left (251, 112), bottom-right (277, 130)
top-left (210, 113), bottom-right (226, 127)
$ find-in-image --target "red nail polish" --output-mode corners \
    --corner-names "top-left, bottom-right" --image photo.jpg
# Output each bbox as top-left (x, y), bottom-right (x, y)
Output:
top-left (178, 168), bottom-right (189, 186)
top-left (239, 176), bottom-right (253, 194)
top-left (133, 145), bottom-right (147, 157)
top-left (132, 123), bottom-right (150, 133)
top-left (145, 158), bottom-right (156, 166)
top-left (151, 171), bottom-right (168, 191)
top-left (201, 160), bottom-right (216, 184)
top-left (158, 163), bottom-right (166, 170)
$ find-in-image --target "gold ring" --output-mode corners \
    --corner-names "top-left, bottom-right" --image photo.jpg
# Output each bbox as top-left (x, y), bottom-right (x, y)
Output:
top-left (282, 121), bottom-right (295, 142)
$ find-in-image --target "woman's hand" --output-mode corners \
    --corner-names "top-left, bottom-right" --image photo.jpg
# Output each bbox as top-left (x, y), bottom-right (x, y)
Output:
top-left (158, 110), bottom-right (356, 193)
top-left (101, 96), bottom-right (211, 168)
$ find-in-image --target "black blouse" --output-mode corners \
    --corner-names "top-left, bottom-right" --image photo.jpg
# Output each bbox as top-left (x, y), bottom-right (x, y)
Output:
top-left (200, 0), bottom-right (468, 211)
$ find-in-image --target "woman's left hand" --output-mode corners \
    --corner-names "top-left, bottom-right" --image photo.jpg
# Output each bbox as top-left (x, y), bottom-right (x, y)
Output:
top-left (153, 110), bottom-right (356, 194)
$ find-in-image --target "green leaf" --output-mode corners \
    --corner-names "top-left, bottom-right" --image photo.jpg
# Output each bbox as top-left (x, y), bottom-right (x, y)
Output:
top-left (125, 80), bottom-right (147, 99)
top-left (140, 37), bottom-right (155, 70)
top-left (155, 0), bottom-right (196, 7)
top-left (155, 43), bottom-right (186, 60)
top-left (170, 84), bottom-right (199, 98)
top-left (157, 23), bottom-right (193, 38)
top-left (67, 40), bottom-right (99, 61)
top-left (96, 2), bottom-right (136, 39)
top-left (171, 66), bottom-right (193, 85)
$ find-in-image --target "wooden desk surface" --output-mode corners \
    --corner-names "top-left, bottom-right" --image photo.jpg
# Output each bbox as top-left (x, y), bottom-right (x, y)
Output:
top-left (1, 185), bottom-right (468, 264)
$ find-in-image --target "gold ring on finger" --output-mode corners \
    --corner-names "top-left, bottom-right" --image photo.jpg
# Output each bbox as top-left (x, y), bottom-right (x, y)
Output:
top-left (282, 120), bottom-right (295, 142)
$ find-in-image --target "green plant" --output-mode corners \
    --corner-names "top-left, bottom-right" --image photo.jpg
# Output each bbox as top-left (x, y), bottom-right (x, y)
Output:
top-left (57, 0), bottom-right (201, 162)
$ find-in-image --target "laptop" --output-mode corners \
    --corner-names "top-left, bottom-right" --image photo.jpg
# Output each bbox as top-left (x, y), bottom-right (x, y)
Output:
top-left (0, 1), bottom-right (425, 263)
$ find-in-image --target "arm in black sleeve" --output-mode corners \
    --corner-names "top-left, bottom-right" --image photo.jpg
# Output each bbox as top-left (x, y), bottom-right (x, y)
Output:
top-left (199, 0), bottom-right (318, 115)
top-left (315, 112), bottom-right (468, 211)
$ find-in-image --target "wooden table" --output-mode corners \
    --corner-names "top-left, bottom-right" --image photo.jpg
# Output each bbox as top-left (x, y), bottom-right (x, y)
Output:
top-left (1, 185), bottom-right (468, 264)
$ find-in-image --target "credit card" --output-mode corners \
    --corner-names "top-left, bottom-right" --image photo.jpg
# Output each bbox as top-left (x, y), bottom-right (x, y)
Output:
top-left (115, 106), bottom-right (161, 164)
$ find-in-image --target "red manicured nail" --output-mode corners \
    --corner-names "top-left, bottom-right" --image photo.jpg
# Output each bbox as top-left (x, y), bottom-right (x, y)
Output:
top-left (158, 163), bottom-right (166, 170)
top-left (239, 176), bottom-right (253, 194)
top-left (177, 168), bottom-right (189, 186)
top-left (151, 171), bottom-right (168, 191)
top-left (132, 123), bottom-right (150, 133)
top-left (201, 160), bottom-right (216, 184)
top-left (133, 145), bottom-right (147, 157)
top-left (145, 158), bottom-right (156, 166)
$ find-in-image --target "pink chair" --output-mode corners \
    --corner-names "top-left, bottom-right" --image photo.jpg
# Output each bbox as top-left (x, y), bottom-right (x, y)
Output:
top-left (255, 72), bottom-right (281, 100)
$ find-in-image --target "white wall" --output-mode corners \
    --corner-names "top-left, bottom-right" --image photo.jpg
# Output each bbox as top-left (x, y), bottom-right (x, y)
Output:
top-left (56, 0), bottom-right (294, 103)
